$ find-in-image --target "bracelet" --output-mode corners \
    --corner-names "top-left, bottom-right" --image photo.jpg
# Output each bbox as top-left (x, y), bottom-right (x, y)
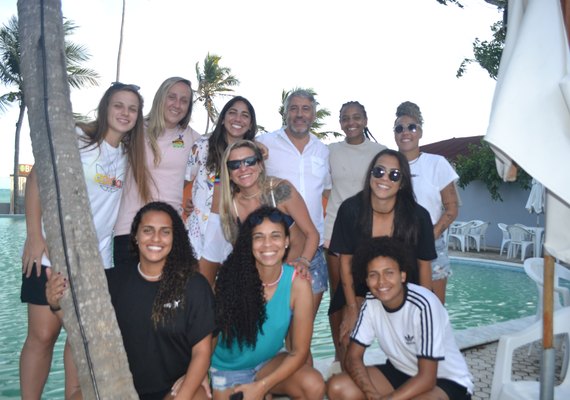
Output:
top-left (297, 256), bottom-right (311, 267)
top-left (49, 304), bottom-right (61, 313)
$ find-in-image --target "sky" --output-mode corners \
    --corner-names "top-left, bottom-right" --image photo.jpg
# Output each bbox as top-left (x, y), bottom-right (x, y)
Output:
top-left (0, 0), bottom-right (501, 189)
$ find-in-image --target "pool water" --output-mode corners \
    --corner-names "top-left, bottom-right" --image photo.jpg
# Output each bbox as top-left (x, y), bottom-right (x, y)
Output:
top-left (0, 216), bottom-right (538, 398)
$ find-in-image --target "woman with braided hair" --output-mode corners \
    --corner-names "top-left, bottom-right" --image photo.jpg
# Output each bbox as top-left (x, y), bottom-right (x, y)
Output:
top-left (325, 101), bottom-right (386, 363)
top-left (47, 202), bottom-right (215, 399)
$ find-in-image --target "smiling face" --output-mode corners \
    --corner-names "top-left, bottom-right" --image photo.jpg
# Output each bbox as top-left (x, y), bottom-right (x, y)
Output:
top-left (252, 218), bottom-right (289, 269)
top-left (223, 101), bottom-right (253, 143)
top-left (227, 146), bottom-right (262, 190)
top-left (394, 114), bottom-right (422, 154)
top-left (106, 90), bottom-right (140, 138)
top-left (366, 256), bottom-right (406, 309)
top-left (340, 104), bottom-right (367, 144)
top-left (135, 210), bottom-right (173, 268)
top-left (369, 154), bottom-right (402, 201)
top-left (285, 96), bottom-right (316, 138)
top-left (163, 81), bottom-right (192, 129)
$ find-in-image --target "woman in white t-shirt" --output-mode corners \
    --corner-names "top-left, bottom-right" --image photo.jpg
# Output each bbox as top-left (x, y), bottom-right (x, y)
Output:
top-left (113, 77), bottom-right (201, 269)
top-left (20, 83), bottom-right (145, 399)
top-left (394, 101), bottom-right (459, 304)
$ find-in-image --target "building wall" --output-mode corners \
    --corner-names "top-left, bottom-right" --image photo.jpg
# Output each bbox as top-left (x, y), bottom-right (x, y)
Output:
top-left (455, 181), bottom-right (541, 250)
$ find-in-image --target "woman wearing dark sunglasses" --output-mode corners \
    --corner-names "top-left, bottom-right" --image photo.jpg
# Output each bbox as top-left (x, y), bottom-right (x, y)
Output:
top-left (211, 206), bottom-right (325, 400)
top-left (327, 148), bottom-right (436, 368)
top-left (197, 139), bottom-right (318, 289)
top-left (394, 101), bottom-right (459, 304)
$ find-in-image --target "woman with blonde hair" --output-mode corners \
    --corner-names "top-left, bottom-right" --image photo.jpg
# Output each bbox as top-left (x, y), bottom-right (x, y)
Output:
top-left (114, 77), bottom-right (201, 269)
top-left (199, 140), bottom-right (319, 296)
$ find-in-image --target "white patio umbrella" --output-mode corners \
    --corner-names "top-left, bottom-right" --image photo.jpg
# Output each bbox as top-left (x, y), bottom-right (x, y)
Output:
top-left (485, 0), bottom-right (570, 398)
top-left (525, 179), bottom-right (545, 225)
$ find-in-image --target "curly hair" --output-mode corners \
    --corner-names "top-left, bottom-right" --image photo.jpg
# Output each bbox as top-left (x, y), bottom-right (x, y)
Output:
top-left (206, 96), bottom-right (257, 174)
top-left (339, 101), bottom-right (378, 142)
top-left (215, 206), bottom-right (290, 350)
top-left (129, 201), bottom-right (198, 327)
top-left (395, 101), bottom-right (424, 126)
top-left (219, 140), bottom-right (266, 243)
top-left (352, 236), bottom-right (415, 285)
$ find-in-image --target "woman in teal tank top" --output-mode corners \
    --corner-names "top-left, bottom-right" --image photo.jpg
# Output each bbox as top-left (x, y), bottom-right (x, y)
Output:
top-left (211, 206), bottom-right (325, 400)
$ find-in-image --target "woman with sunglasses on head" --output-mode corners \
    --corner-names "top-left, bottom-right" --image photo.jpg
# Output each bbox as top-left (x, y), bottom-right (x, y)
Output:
top-left (211, 206), bottom-right (325, 400)
top-left (47, 202), bottom-right (216, 400)
top-left (185, 97), bottom-right (267, 281)
top-left (328, 149), bottom-right (436, 368)
top-left (394, 101), bottom-right (459, 304)
top-left (198, 139), bottom-right (318, 289)
top-left (113, 77), bottom-right (201, 270)
top-left (20, 82), bottom-right (145, 399)
top-left (324, 101), bottom-right (386, 363)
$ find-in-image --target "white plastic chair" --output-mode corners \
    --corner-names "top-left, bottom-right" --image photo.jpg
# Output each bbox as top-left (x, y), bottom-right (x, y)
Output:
top-left (507, 225), bottom-right (534, 260)
top-left (466, 221), bottom-right (489, 252)
top-left (448, 221), bottom-right (473, 252)
top-left (523, 257), bottom-right (570, 320)
top-left (490, 307), bottom-right (570, 400)
top-left (498, 223), bottom-right (511, 256)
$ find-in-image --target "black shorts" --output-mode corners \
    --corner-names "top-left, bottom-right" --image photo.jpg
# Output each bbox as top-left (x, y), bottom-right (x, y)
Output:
top-left (21, 264), bottom-right (50, 305)
top-left (376, 360), bottom-right (472, 400)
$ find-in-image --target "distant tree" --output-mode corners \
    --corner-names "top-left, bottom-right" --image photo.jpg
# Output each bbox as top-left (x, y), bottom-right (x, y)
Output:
top-left (279, 87), bottom-right (341, 140)
top-left (454, 139), bottom-right (531, 201)
top-left (0, 15), bottom-right (99, 213)
top-left (437, 0), bottom-right (507, 80)
top-left (194, 53), bottom-right (239, 134)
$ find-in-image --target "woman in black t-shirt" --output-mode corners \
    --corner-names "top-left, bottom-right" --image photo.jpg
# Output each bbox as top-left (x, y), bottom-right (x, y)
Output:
top-left (328, 149), bottom-right (436, 368)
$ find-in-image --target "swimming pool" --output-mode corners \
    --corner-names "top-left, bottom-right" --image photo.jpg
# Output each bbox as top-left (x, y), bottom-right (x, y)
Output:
top-left (0, 216), bottom-right (538, 398)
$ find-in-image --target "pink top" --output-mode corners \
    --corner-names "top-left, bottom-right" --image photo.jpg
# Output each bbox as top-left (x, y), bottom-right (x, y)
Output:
top-left (114, 126), bottom-right (201, 236)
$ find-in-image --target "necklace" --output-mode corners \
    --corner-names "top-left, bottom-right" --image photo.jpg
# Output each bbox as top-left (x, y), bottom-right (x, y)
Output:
top-left (241, 190), bottom-right (261, 200)
top-left (372, 206), bottom-right (395, 215)
top-left (409, 152), bottom-right (423, 165)
top-left (262, 266), bottom-right (284, 288)
top-left (137, 263), bottom-right (162, 281)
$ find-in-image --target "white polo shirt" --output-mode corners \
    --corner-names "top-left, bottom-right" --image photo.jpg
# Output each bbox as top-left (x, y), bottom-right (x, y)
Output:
top-left (257, 128), bottom-right (331, 245)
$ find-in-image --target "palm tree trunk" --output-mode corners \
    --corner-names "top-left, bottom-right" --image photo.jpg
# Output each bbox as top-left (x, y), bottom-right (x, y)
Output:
top-left (115, 0), bottom-right (126, 82)
top-left (12, 103), bottom-right (25, 214)
top-left (18, 0), bottom-right (137, 398)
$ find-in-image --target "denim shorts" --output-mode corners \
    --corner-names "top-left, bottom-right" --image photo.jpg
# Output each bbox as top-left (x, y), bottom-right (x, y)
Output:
top-left (309, 246), bottom-right (328, 294)
top-left (210, 359), bottom-right (269, 391)
top-left (432, 236), bottom-right (452, 281)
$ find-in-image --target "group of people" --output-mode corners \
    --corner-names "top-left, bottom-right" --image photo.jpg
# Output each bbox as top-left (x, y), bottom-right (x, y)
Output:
top-left (20, 78), bottom-right (472, 399)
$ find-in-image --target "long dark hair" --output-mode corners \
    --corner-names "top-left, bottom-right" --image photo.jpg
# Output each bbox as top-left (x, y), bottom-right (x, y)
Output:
top-left (206, 96), bottom-right (257, 173)
top-left (129, 201), bottom-right (198, 327)
top-left (215, 206), bottom-right (290, 349)
top-left (360, 149), bottom-right (419, 245)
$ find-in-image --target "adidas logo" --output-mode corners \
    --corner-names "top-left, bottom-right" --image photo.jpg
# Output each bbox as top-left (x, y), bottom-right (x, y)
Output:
top-left (404, 334), bottom-right (414, 345)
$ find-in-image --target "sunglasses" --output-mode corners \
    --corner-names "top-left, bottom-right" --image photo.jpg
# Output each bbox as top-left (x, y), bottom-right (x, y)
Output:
top-left (250, 209), bottom-right (288, 227)
top-left (226, 156), bottom-right (259, 171)
top-left (111, 81), bottom-right (141, 91)
top-left (371, 166), bottom-right (402, 182)
top-left (394, 123), bottom-right (420, 134)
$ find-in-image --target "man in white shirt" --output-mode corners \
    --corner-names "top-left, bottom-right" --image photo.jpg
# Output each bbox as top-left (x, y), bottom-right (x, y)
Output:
top-left (257, 89), bottom-right (331, 314)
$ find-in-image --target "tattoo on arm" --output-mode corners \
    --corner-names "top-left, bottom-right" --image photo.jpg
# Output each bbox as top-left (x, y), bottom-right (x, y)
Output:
top-left (273, 181), bottom-right (292, 204)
